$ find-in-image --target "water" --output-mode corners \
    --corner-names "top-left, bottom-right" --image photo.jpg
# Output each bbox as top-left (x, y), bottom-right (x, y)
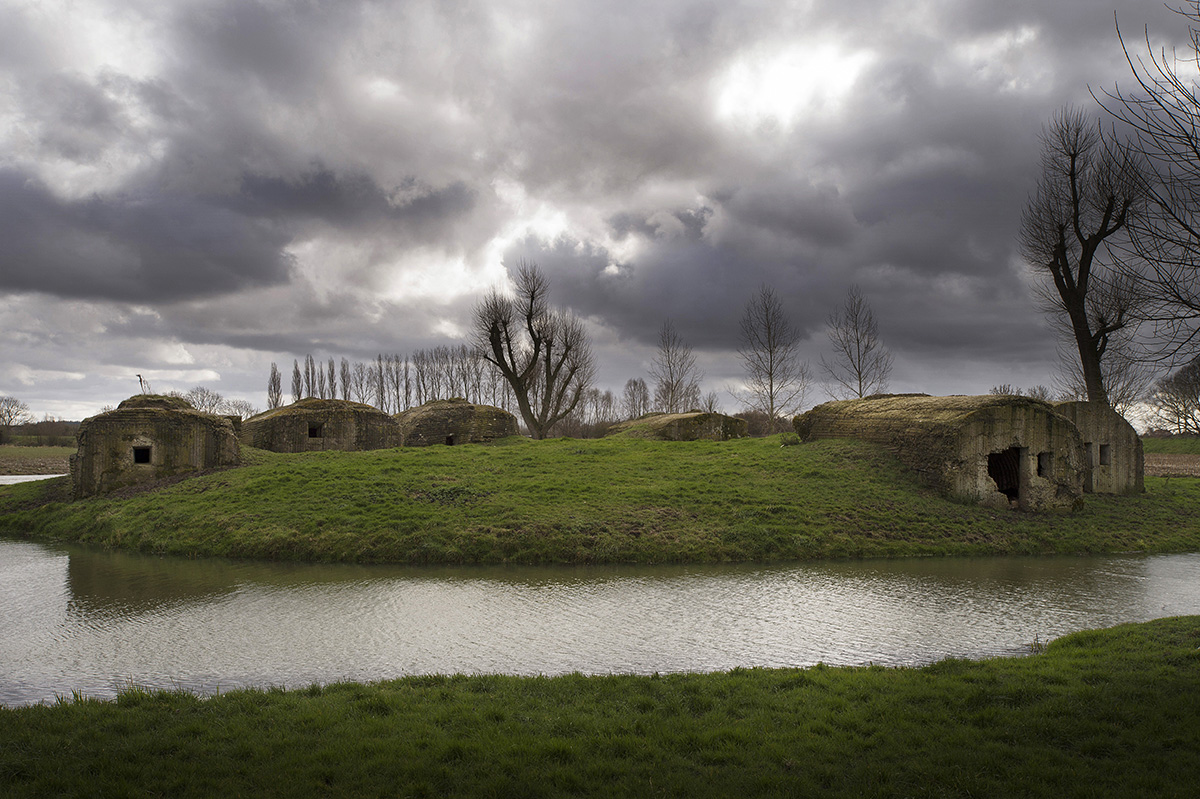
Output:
top-left (1, 538), bottom-right (1198, 706)
top-left (0, 475), bottom-right (65, 485)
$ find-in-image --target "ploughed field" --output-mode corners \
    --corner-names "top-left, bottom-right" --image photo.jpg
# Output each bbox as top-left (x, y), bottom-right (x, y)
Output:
top-left (2, 435), bottom-right (1199, 564)
top-left (0, 445), bottom-right (72, 475)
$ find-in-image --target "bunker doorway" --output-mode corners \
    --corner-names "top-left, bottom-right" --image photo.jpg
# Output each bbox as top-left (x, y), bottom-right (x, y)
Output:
top-left (988, 447), bottom-right (1021, 503)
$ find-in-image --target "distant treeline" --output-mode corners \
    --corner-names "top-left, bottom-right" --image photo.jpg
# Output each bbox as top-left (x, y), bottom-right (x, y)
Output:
top-left (271, 349), bottom-right (776, 438)
top-left (0, 417), bottom-right (79, 447)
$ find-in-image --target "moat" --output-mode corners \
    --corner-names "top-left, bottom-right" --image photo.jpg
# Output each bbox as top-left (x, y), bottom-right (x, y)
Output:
top-left (2, 539), bottom-right (1198, 706)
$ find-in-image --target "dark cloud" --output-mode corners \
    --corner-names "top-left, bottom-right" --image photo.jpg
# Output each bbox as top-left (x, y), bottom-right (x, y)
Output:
top-left (236, 167), bottom-right (476, 234)
top-left (0, 168), bottom-right (293, 302)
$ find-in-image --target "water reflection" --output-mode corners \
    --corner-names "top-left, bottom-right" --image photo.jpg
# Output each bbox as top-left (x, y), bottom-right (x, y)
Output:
top-left (2, 539), bottom-right (1198, 706)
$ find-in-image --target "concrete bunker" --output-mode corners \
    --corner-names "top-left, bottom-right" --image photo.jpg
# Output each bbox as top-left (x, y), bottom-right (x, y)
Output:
top-left (606, 411), bottom-right (749, 441)
top-left (793, 394), bottom-right (1087, 511)
top-left (393, 398), bottom-right (518, 446)
top-left (1053, 401), bottom-right (1144, 494)
top-left (70, 395), bottom-right (241, 499)
top-left (240, 398), bottom-right (401, 453)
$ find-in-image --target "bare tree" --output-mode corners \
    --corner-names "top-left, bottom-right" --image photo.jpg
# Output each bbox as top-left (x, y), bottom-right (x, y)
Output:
top-left (988, 384), bottom-right (1058, 402)
top-left (183, 385), bottom-right (225, 414)
top-left (820, 285), bottom-right (893, 399)
top-left (649, 320), bottom-right (703, 413)
top-left (303, 354), bottom-right (317, 398)
top-left (223, 398), bottom-right (259, 420)
top-left (1020, 107), bottom-right (1145, 407)
top-left (349, 361), bottom-right (368, 403)
top-left (0, 396), bottom-right (34, 428)
top-left (339, 358), bottom-right (351, 400)
top-left (474, 262), bottom-right (595, 439)
top-left (1146, 355), bottom-right (1200, 434)
top-left (267, 362), bottom-right (283, 409)
top-left (291, 360), bottom-right (302, 404)
top-left (621, 377), bottom-right (650, 419)
top-left (1100, 4), bottom-right (1200, 356)
top-left (734, 285), bottom-right (811, 431)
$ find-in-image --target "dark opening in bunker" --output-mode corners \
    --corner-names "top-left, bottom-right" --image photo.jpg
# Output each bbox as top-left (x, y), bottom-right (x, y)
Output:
top-left (988, 447), bottom-right (1021, 501)
top-left (132, 446), bottom-right (151, 464)
top-left (308, 424), bottom-right (323, 439)
top-left (1099, 444), bottom-right (1111, 466)
top-left (445, 435), bottom-right (456, 446)
top-left (1037, 451), bottom-right (1052, 478)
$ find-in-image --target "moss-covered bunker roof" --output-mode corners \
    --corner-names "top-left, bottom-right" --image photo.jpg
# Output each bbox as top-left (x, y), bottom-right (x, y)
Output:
top-left (245, 398), bottom-right (387, 422)
top-left (116, 394), bottom-right (196, 411)
top-left (797, 394), bottom-right (1058, 433)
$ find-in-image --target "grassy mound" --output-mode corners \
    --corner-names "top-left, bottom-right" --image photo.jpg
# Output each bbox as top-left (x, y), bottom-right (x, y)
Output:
top-left (1143, 435), bottom-right (1200, 454)
top-left (2, 436), bottom-right (1198, 564)
top-left (2, 616), bottom-right (1197, 797)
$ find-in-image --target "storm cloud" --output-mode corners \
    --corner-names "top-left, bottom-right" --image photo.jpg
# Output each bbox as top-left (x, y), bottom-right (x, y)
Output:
top-left (0, 0), bottom-right (1189, 418)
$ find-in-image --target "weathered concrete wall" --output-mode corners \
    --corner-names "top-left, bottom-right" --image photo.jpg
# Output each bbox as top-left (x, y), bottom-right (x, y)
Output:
top-left (1053, 401), bottom-right (1144, 494)
top-left (606, 412), bottom-right (749, 441)
top-left (793, 395), bottom-right (1086, 511)
top-left (70, 395), bottom-right (240, 498)
top-left (393, 399), bottom-right (518, 446)
top-left (240, 398), bottom-right (400, 453)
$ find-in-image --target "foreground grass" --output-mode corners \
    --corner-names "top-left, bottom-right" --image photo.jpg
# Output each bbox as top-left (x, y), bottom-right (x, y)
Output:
top-left (2, 436), bottom-right (1198, 564)
top-left (2, 616), bottom-right (1197, 797)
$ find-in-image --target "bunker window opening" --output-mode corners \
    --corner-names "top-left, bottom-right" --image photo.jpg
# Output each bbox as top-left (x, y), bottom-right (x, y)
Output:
top-left (1037, 451), bottom-right (1052, 478)
top-left (445, 435), bottom-right (455, 446)
top-left (1099, 444), bottom-right (1111, 466)
top-left (308, 424), bottom-right (323, 438)
top-left (133, 446), bottom-right (151, 464)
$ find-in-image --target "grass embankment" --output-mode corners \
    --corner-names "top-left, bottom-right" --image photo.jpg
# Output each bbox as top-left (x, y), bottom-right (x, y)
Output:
top-left (2, 616), bottom-right (1197, 797)
top-left (1, 436), bottom-right (1198, 564)
top-left (0, 445), bottom-right (72, 475)
top-left (1142, 435), bottom-right (1200, 454)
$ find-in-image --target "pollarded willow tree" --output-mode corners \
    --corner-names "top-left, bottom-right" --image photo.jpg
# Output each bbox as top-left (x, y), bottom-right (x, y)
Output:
top-left (820, 285), bottom-right (893, 399)
top-left (1019, 107), bottom-right (1145, 409)
top-left (735, 285), bottom-right (810, 431)
top-left (473, 262), bottom-right (595, 439)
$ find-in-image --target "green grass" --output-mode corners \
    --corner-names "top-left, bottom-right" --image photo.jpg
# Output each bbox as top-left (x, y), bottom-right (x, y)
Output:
top-left (2, 436), bottom-right (1199, 564)
top-left (1142, 435), bottom-right (1200, 454)
top-left (2, 616), bottom-right (1197, 797)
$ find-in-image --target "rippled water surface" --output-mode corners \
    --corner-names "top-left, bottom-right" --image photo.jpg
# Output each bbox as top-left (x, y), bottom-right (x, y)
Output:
top-left (2, 538), bottom-right (1198, 706)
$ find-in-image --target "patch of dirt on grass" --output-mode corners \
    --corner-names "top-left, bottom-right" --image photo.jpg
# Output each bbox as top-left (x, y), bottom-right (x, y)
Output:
top-left (1145, 453), bottom-right (1200, 478)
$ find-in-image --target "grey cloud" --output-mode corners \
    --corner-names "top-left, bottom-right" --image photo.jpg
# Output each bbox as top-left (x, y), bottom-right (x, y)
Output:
top-left (0, 169), bottom-right (293, 302)
top-left (235, 167), bottom-right (477, 237)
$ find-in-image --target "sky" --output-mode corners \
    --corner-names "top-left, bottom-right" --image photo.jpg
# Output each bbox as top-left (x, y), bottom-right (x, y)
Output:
top-left (0, 0), bottom-right (1189, 421)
